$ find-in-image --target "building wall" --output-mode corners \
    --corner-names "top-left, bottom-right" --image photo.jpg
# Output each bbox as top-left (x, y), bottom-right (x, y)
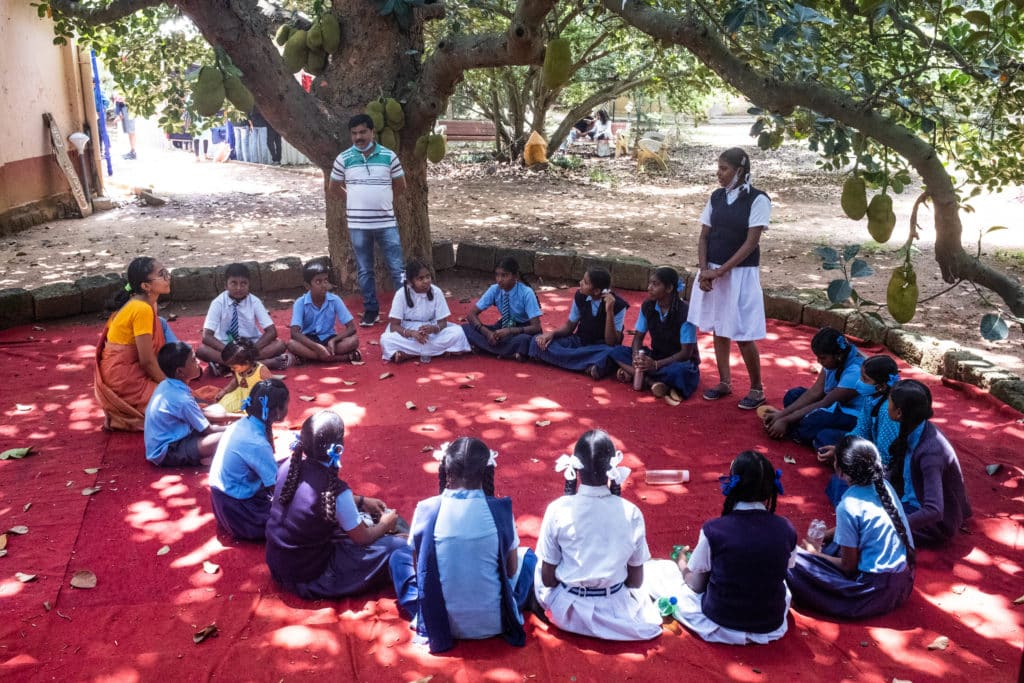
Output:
top-left (0, 0), bottom-right (93, 232)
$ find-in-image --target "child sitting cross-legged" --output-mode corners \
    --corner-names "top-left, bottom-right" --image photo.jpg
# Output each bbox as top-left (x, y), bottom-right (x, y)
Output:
top-left (286, 259), bottom-right (362, 365)
top-left (389, 438), bottom-right (537, 654)
top-left (380, 258), bottom-right (470, 363)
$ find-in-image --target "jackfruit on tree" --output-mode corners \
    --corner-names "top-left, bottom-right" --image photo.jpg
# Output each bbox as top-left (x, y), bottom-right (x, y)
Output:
top-left (886, 263), bottom-right (918, 324)
top-left (542, 38), bottom-right (572, 90)
top-left (415, 134), bottom-right (429, 159)
top-left (379, 127), bottom-right (398, 150)
top-left (365, 101), bottom-right (385, 131)
top-left (274, 25), bottom-right (293, 47)
top-left (426, 134), bottom-right (446, 163)
top-left (283, 29), bottom-right (309, 74)
top-left (194, 66), bottom-right (225, 117)
top-left (306, 19), bottom-right (323, 50)
top-left (320, 14), bottom-right (341, 54)
top-left (385, 98), bottom-right (404, 131)
top-left (866, 193), bottom-right (896, 243)
top-left (305, 48), bottom-right (327, 76)
top-left (840, 176), bottom-right (867, 220)
top-left (223, 75), bottom-right (254, 115)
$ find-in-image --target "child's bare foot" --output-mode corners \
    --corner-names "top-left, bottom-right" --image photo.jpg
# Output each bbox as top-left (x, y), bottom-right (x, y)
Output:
top-left (391, 351), bottom-right (410, 364)
top-left (650, 382), bottom-right (670, 398)
top-left (348, 349), bottom-right (363, 363)
top-left (615, 368), bottom-right (631, 383)
top-left (585, 365), bottom-right (602, 381)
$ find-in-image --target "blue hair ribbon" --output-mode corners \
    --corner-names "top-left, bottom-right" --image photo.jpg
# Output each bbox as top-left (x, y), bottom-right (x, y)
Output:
top-left (259, 394), bottom-right (269, 421)
top-left (240, 396), bottom-right (252, 412)
top-left (676, 279), bottom-right (685, 293)
top-left (836, 335), bottom-right (848, 351)
top-left (289, 432), bottom-right (302, 452)
top-left (774, 468), bottom-right (785, 495)
top-left (719, 474), bottom-right (740, 496)
top-left (887, 373), bottom-right (900, 388)
top-left (326, 443), bottom-right (344, 469)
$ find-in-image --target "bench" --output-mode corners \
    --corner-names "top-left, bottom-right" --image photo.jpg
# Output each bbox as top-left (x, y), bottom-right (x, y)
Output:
top-left (436, 119), bottom-right (497, 143)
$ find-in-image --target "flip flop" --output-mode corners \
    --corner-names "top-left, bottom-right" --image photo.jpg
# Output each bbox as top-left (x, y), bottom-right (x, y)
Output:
top-left (738, 389), bottom-right (767, 411)
top-left (702, 383), bottom-right (733, 401)
top-left (349, 349), bottom-right (363, 363)
top-left (615, 368), bottom-right (631, 384)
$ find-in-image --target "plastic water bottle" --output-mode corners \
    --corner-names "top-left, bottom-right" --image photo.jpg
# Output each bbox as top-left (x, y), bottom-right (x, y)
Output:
top-left (420, 352), bottom-right (431, 364)
top-left (632, 350), bottom-right (646, 391)
top-left (807, 519), bottom-right (827, 551)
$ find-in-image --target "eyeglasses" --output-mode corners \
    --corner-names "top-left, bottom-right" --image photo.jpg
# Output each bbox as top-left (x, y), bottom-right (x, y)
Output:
top-left (148, 269), bottom-right (170, 282)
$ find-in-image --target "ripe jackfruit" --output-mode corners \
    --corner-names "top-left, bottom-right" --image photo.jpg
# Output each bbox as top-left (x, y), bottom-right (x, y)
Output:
top-left (320, 14), bottom-right (341, 54)
top-left (194, 66), bottom-right (225, 117)
top-left (223, 75), bottom-right (254, 115)
top-left (840, 176), bottom-right (867, 220)
top-left (283, 29), bottom-right (309, 74)
top-left (415, 134), bottom-right (429, 159)
top-left (385, 98), bottom-right (404, 131)
top-left (866, 194), bottom-right (896, 243)
top-left (542, 38), bottom-right (572, 90)
top-left (275, 25), bottom-right (293, 47)
top-left (886, 263), bottom-right (918, 324)
top-left (306, 20), bottom-right (324, 50)
top-left (426, 134), bottom-right (446, 163)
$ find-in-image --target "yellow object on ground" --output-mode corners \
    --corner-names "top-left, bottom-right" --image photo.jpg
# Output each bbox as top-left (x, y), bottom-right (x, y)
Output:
top-left (524, 130), bottom-right (548, 166)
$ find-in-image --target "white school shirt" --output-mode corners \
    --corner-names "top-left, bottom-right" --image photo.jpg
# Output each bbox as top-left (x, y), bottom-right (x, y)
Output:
top-left (203, 291), bottom-right (274, 342)
top-left (699, 187), bottom-right (772, 229)
top-left (387, 285), bottom-right (451, 329)
top-left (536, 484), bottom-right (651, 587)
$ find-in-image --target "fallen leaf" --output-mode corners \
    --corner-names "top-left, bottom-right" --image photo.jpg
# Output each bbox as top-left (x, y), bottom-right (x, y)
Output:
top-left (368, 340), bottom-right (379, 345)
top-left (157, 545), bottom-right (170, 556)
top-left (951, 585), bottom-right (966, 595)
top-left (420, 446), bottom-right (432, 453)
top-left (22, 503), bottom-right (31, 512)
top-left (43, 601), bottom-right (51, 612)
top-left (66, 481), bottom-right (74, 487)
top-left (82, 487), bottom-right (101, 496)
top-left (1013, 594), bottom-right (1024, 605)
top-left (298, 395), bottom-right (316, 402)
top-left (350, 361), bottom-right (366, 366)
top-left (426, 406), bottom-right (437, 413)
top-left (405, 401), bottom-right (416, 410)
top-left (465, 374), bottom-right (475, 381)
top-left (494, 395), bottom-right (508, 403)
top-left (272, 374), bottom-right (286, 380)
top-left (83, 468), bottom-right (99, 474)
top-left (784, 454), bottom-right (797, 464)
top-left (193, 624), bottom-right (218, 644)
top-left (0, 534), bottom-right (6, 550)
top-left (985, 463), bottom-right (1002, 476)
top-left (203, 561), bottom-right (220, 575)
top-left (15, 572), bottom-right (37, 583)
top-left (926, 635), bottom-right (949, 651)
top-left (166, 313), bottom-right (178, 321)
top-left (379, 372), bottom-right (393, 380)
top-left (342, 380), bottom-right (357, 386)
top-left (32, 326), bottom-right (45, 331)
top-left (70, 570), bottom-right (97, 589)
top-left (860, 641), bottom-right (869, 647)
top-left (421, 426), bottom-right (438, 432)
top-left (0, 447), bottom-right (34, 460)
top-left (459, 383), bottom-right (475, 389)
top-left (530, 458), bottom-right (539, 463)
top-left (663, 394), bottom-right (681, 407)
top-left (15, 404), bottom-right (32, 412)
top-left (535, 420), bottom-right (551, 427)
top-left (8, 526), bottom-right (28, 535)
top-left (0, 550), bottom-right (6, 558)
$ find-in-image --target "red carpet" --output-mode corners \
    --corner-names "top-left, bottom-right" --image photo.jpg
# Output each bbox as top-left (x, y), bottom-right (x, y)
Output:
top-left (1, 289), bottom-right (1021, 682)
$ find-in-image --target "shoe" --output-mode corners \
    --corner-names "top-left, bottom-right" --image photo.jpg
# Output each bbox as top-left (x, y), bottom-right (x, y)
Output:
top-left (738, 389), bottom-right (767, 411)
top-left (702, 383), bottom-right (732, 401)
top-left (360, 311), bottom-right (380, 327)
top-left (122, 151), bottom-right (136, 160)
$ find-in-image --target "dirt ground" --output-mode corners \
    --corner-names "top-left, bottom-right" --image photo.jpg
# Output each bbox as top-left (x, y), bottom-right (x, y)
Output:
top-left (3, 116), bottom-right (1023, 374)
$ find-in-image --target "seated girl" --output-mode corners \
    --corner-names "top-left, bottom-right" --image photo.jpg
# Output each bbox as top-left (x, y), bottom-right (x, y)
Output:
top-left (535, 430), bottom-right (662, 641)
top-left (208, 379), bottom-right (290, 541)
top-left (211, 339), bottom-right (273, 413)
top-left (763, 327), bottom-right (865, 449)
top-left (462, 257), bottom-right (542, 361)
top-left (265, 411), bottom-right (405, 599)
top-left (389, 438), bottom-right (537, 654)
top-left (787, 436), bottom-right (915, 619)
top-left (882, 379), bottom-right (971, 546)
top-left (609, 267), bottom-right (700, 400)
top-left (528, 267), bottom-right (628, 380)
top-left (380, 259), bottom-right (470, 363)
top-left (651, 451), bottom-right (796, 644)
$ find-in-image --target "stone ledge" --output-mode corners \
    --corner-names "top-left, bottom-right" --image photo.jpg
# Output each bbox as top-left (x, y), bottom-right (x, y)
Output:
top-left (0, 288), bottom-right (33, 327)
top-left (432, 241), bottom-right (455, 271)
top-left (454, 243), bottom-right (496, 273)
top-left (258, 257), bottom-right (303, 292)
top-left (169, 266), bottom-right (218, 302)
top-left (33, 282), bottom-right (82, 320)
top-left (76, 273), bottom-right (123, 313)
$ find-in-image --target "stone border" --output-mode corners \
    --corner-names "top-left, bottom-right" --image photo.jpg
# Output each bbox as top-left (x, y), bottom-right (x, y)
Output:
top-left (2, 241), bottom-right (1021, 414)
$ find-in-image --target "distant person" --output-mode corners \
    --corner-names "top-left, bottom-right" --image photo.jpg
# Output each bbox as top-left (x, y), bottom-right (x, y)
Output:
top-left (114, 94), bottom-right (137, 160)
top-left (328, 114), bottom-right (406, 327)
top-left (249, 107), bottom-right (282, 165)
top-left (591, 110), bottom-right (612, 140)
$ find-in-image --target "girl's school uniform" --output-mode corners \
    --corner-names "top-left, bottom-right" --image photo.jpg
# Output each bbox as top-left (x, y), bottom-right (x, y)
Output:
top-left (826, 395), bottom-right (901, 506)
top-left (389, 489), bottom-right (536, 654)
top-left (208, 416), bottom-right (278, 540)
top-left (608, 298), bottom-right (701, 398)
top-left (535, 484), bottom-right (662, 641)
top-left (265, 458), bottom-right (404, 599)
top-left (687, 186), bottom-right (771, 341)
top-left (646, 502), bottom-right (796, 644)
top-left (528, 291), bottom-right (629, 377)
top-left (899, 422), bottom-right (971, 546)
top-left (380, 285), bottom-right (470, 360)
top-left (216, 362), bottom-right (267, 414)
top-left (782, 346), bottom-right (866, 449)
top-left (461, 282), bottom-right (542, 358)
top-left (787, 480), bottom-right (915, 619)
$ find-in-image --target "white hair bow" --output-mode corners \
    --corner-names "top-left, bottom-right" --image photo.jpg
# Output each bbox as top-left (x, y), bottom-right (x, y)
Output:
top-left (488, 449), bottom-right (499, 468)
top-left (432, 442), bottom-right (450, 462)
top-left (554, 453), bottom-right (584, 481)
top-left (606, 450), bottom-right (631, 486)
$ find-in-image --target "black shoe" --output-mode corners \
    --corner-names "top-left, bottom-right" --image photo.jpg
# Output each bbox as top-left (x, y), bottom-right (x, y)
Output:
top-left (359, 311), bottom-right (380, 327)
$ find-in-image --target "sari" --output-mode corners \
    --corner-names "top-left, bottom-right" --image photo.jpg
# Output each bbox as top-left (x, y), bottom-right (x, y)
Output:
top-left (93, 300), bottom-right (165, 431)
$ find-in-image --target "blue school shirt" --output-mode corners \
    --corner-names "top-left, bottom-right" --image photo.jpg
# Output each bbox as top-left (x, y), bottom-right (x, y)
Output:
top-left (823, 347), bottom-right (866, 416)
top-left (835, 480), bottom-right (913, 573)
top-left (290, 291), bottom-right (354, 338)
top-left (144, 379), bottom-right (210, 465)
top-left (475, 282), bottom-right (542, 322)
top-left (850, 397), bottom-right (900, 466)
top-left (208, 416), bottom-right (279, 500)
top-left (635, 301), bottom-right (697, 344)
top-left (900, 422), bottom-right (926, 510)
top-left (569, 296), bottom-right (626, 331)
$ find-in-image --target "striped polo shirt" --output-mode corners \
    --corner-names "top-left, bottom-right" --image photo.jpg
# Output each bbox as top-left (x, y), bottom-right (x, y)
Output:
top-left (330, 144), bottom-right (404, 230)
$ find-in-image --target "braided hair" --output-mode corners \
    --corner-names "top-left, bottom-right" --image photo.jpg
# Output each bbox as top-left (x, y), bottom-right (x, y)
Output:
top-left (571, 430), bottom-right (622, 496)
top-left (221, 338), bottom-right (259, 367)
top-left (403, 258), bottom-right (435, 308)
top-left (861, 354), bottom-right (899, 418)
top-left (887, 379), bottom-right (933, 497)
top-left (835, 435), bottom-right (915, 564)
top-left (721, 451), bottom-right (779, 516)
top-left (811, 326), bottom-right (853, 367)
top-left (719, 147), bottom-right (751, 196)
top-left (436, 437), bottom-right (496, 496)
top-left (277, 411), bottom-right (349, 523)
top-left (244, 378), bottom-right (289, 446)
top-left (108, 256), bottom-right (156, 310)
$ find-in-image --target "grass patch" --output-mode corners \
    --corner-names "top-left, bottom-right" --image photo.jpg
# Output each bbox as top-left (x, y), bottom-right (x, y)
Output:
top-left (994, 249), bottom-right (1024, 267)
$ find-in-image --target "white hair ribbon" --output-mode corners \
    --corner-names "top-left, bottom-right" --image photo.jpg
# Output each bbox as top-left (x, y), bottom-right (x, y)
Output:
top-left (488, 449), bottom-right (499, 468)
top-left (606, 450), bottom-right (631, 486)
top-left (432, 442), bottom-right (450, 462)
top-left (554, 454), bottom-right (584, 481)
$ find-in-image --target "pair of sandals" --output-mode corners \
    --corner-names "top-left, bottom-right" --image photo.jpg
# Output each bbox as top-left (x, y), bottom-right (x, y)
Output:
top-left (702, 382), bottom-right (766, 410)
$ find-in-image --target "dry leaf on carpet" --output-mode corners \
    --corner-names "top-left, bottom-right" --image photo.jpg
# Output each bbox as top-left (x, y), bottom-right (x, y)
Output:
top-left (927, 635), bottom-right (949, 650)
top-left (157, 545), bottom-right (170, 556)
top-left (70, 570), bottom-right (97, 589)
top-left (16, 572), bottom-right (37, 582)
top-left (203, 561), bottom-right (219, 575)
top-left (193, 624), bottom-right (218, 644)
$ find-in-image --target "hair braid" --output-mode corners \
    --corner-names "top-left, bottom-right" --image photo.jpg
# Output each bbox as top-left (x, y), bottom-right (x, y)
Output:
top-left (321, 472), bottom-right (347, 524)
top-left (563, 476), bottom-right (578, 496)
top-left (609, 479), bottom-right (622, 497)
top-left (278, 446), bottom-right (304, 508)
top-left (483, 465), bottom-right (496, 497)
top-left (873, 479), bottom-right (916, 565)
top-left (437, 460), bottom-right (448, 494)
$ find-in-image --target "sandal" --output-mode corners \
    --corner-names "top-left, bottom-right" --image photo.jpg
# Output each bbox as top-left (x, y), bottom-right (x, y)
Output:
top-left (349, 349), bottom-right (363, 363)
top-left (615, 368), bottom-right (631, 384)
top-left (391, 351), bottom-right (410, 364)
top-left (650, 382), bottom-right (670, 398)
top-left (737, 389), bottom-right (767, 411)
top-left (702, 382), bottom-right (733, 401)
top-left (585, 364), bottom-right (602, 381)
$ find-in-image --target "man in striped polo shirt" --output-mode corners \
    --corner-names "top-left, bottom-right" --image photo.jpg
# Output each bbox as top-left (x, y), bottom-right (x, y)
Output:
top-left (328, 114), bottom-right (407, 326)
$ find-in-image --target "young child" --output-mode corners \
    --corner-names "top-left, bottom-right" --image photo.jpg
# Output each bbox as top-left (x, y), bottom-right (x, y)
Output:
top-left (787, 436), bottom-right (915, 619)
top-left (687, 147), bottom-right (770, 410)
top-left (534, 430), bottom-right (663, 641)
top-left (389, 438), bottom-right (537, 654)
top-left (656, 451), bottom-right (796, 644)
top-left (462, 257), bottom-right (542, 360)
top-left (197, 263), bottom-right (288, 373)
top-left (265, 410), bottom-right (405, 599)
top-left (380, 259), bottom-right (470, 363)
top-left (208, 379), bottom-right (290, 541)
top-left (286, 259), bottom-right (362, 364)
top-left (609, 267), bottom-right (700, 400)
top-left (144, 342), bottom-right (225, 467)
top-left (763, 327), bottom-right (865, 448)
top-left (884, 379), bottom-right (971, 546)
top-left (529, 267), bottom-right (628, 380)
top-left (210, 339), bottom-right (273, 413)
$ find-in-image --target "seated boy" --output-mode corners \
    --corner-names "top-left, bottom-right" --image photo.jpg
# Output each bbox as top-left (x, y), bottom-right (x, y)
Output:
top-left (197, 263), bottom-right (288, 374)
top-left (286, 259), bottom-right (361, 364)
top-left (144, 342), bottom-right (226, 467)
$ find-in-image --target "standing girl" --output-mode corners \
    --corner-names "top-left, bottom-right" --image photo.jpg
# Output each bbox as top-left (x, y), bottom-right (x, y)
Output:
top-left (380, 259), bottom-right (470, 363)
top-left (763, 327), bottom-right (865, 449)
top-left (389, 438), bottom-right (537, 654)
top-left (687, 147), bottom-right (769, 410)
top-left (534, 430), bottom-right (662, 641)
top-left (529, 267), bottom-right (628, 380)
top-left (462, 257), bottom-right (542, 361)
top-left (208, 379), bottom-right (290, 541)
top-left (609, 267), bottom-right (700, 399)
top-left (265, 411), bottom-right (405, 599)
top-left (787, 436), bottom-right (915, 619)
top-left (212, 339), bottom-right (273, 413)
top-left (884, 380), bottom-right (971, 546)
top-left (94, 256), bottom-right (170, 431)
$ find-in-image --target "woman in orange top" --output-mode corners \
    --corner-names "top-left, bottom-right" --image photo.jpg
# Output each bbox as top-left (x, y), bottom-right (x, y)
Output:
top-left (94, 257), bottom-right (171, 431)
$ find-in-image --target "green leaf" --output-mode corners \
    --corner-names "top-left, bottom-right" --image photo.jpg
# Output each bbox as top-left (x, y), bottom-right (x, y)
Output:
top-left (850, 258), bottom-right (874, 278)
top-left (980, 313), bottom-right (1009, 341)
top-left (822, 261), bottom-right (842, 270)
top-left (963, 9), bottom-right (991, 27)
top-left (813, 246), bottom-right (839, 262)
top-left (0, 447), bottom-right (34, 460)
top-left (843, 244), bottom-right (861, 261)
top-left (827, 279), bottom-right (853, 304)
top-left (985, 225), bottom-right (1009, 234)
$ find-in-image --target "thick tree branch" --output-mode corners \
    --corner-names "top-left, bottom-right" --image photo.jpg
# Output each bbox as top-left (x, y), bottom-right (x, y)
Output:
top-left (50, 0), bottom-right (164, 24)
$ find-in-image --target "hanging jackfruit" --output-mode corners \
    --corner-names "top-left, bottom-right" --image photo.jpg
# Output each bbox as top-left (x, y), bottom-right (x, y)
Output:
top-left (384, 98), bottom-right (404, 131)
top-left (542, 38), bottom-right (572, 90)
top-left (194, 66), bottom-right (226, 117)
top-left (365, 100), bottom-right (385, 131)
top-left (283, 29), bottom-right (309, 73)
top-left (223, 75), bottom-right (254, 115)
top-left (426, 133), bottom-right (446, 163)
top-left (306, 19), bottom-right (324, 50)
top-left (886, 263), bottom-right (918, 324)
top-left (305, 48), bottom-right (327, 76)
top-left (415, 134), bottom-right (429, 159)
top-left (866, 193), bottom-right (896, 243)
top-left (379, 127), bottom-right (398, 150)
top-left (320, 14), bottom-right (341, 54)
top-left (840, 176), bottom-right (867, 220)
top-left (275, 24), bottom-right (293, 47)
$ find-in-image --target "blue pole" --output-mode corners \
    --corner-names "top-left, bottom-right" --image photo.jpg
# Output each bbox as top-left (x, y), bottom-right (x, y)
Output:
top-left (90, 49), bottom-right (113, 176)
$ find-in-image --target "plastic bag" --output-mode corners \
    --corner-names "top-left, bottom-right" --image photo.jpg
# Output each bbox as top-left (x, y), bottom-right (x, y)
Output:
top-left (524, 130), bottom-right (548, 166)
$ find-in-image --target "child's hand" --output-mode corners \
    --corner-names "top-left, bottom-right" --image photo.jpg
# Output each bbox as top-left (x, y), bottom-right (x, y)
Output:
top-left (492, 328), bottom-right (511, 342)
top-left (676, 553), bottom-right (689, 574)
top-left (378, 508), bottom-right (399, 534)
top-left (634, 354), bottom-right (655, 372)
top-left (601, 291), bottom-right (616, 309)
top-left (412, 328), bottom-right (430, 344)
top-left (360, 496), bottom-right (387, 517)
top-left (816, 445), bottom-right (836, 464)
top-left (535, 332), bottom-right (553, 351)
top-left (485, 329), bottom-right (499, 345)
